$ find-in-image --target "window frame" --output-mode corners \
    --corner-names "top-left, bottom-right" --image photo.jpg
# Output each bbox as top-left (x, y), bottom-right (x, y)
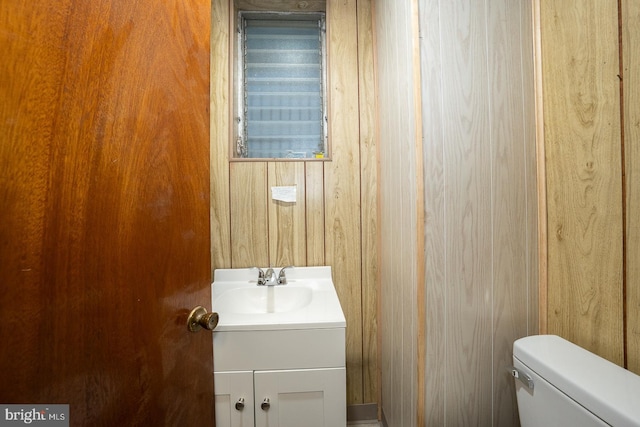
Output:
top-left (232, 10), bottom-right (329, 160)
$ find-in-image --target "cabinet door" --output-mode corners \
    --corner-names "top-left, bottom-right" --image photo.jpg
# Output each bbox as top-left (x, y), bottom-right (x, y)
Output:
top-left (254, 368), bottom-right (346, 427)
top-left (214, 371), bottom-right (254, 427)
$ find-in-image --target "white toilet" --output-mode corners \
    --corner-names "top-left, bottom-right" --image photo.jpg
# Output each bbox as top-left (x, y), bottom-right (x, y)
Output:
top-left (512, 335), bottom-right (640, 427)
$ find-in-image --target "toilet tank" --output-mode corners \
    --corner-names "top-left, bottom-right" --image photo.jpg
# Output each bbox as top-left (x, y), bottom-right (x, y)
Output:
top-left (513, 335), bottom-right (640, 427)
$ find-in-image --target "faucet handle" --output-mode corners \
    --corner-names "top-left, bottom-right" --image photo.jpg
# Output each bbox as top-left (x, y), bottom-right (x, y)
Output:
top-left (277, 266), bottom-right (294, 285)
top-left (250, 267), bottom-right (265, 285)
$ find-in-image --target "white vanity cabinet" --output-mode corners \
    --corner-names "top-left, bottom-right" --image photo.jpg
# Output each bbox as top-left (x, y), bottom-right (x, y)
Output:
top-left (215, 367), bottom-right (345, 427)
top-left (214, 371), bottom-right (254, 427)
top-left (211, 267), bottom-right (347, 427)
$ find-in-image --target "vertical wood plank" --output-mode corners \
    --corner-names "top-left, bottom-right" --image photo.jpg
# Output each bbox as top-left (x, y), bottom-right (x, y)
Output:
top-left (230, 162), bottom-right (269, 267)
top-left (211, 0), bottom-right (232, 270)
top-left (441, 1), bottom-right (493, 425)
top-left (268, 162), bottom-right (307, 266)
top-left (356, 0), bottom-right (379, 405)
top-left (375, 0), bottom-right (421, 425)
top-left (410, 0), bottom-right (426, 423)
top-left (486, 1), bottom-right (533, 425)
top-left (532, 0), bottom-right (546, 336)
top-left (305, 162), bottom-right (325, 266)
top-left (377, 1), bottom-right (394, 419)
top-left (623, 0), bottom-right (640, 374)
top-left (375, 0), bottom-right (398, 411)
top-left (376, 0), bottom-right (539, 424)
top-left (325, 0), bottom-right (364, 405)
top-left (522, 0), bottom-right (540, 336)
top-left (419, 0), bottom-right (447, 422)
top-left (541, 0), bottom-right (624, 365)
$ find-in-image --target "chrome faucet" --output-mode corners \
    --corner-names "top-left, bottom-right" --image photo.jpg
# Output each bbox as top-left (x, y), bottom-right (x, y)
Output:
top-left (252, 267), bottom-right (277, 286)
top-left (277, 266), bottom-right (294, 284)
top-left (263, 268), bottom-right (277, 285)
top-left (252, 266), bottom-right (293, 286)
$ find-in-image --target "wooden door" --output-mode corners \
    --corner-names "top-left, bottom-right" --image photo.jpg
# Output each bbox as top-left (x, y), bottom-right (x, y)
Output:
top-left (0, 0), bottom-right (213, 425)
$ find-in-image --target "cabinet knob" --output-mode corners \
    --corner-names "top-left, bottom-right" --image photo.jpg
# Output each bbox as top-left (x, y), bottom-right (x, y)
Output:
top-left (261, 398), bottom-right (270, 410)
top-left (235, 398), bottom-right (245, 411)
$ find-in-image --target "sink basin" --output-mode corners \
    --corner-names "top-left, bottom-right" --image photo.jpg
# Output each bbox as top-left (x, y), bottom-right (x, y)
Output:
top-left (211, 266), bottom-right (346, 331)
top-left (215, 286), bottom-right (312, 314)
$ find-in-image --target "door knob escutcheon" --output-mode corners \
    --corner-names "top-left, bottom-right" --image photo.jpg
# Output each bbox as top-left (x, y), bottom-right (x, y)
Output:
top-left (187, 306), bottom-right (219, 332)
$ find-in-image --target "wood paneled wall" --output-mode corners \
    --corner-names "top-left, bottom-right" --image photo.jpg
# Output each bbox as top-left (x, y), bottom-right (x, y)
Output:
top-left (375, 0), bottom-right (538, 425)
top-left (623, 0), bottom-right (640, 374)
top-left (210, 0), bottom-right (378, 405)
top-left (540, 0), bottom-right (625, 366)
top-left (539, 0), bottom-right (640, 372)
top-left (375, 0), bottom-right (423, 425)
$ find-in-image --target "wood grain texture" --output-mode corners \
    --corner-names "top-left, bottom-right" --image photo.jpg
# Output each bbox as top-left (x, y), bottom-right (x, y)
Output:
top-left (441, 1), bottom-right (494, 423)
top-left (268, 162), bottom-right (307, 266)
top-left (305, 162), bottom-right (326, 265)
top-left (541, 0), bottom-right (624, 365)
top-left (623, 0), bottom-right (640, 374)
top-left (211, 0), bottom-right (232, 270)
top-left (486, 1), bottom-right (536, 424)
top-left (356, 0), bottom-right (379, 406)
top-left (411, 1), bottom-right (427, 424)
top-left (375, 0), bottom-right (421, 425)
top-left (419, 0), bottom-right (447, 422)
top-left (325, 0), bottom-right (364, 404)
top-left (230, 162), bottom-right (269, 267)
top-left (533, 0), bottom-right (547, 335)
top-left (379, 0), bottom-right (539, 425)
top-left (210, 0), bottom-right (378, 405)
top-left (0, 0), bottom-right (213, 424)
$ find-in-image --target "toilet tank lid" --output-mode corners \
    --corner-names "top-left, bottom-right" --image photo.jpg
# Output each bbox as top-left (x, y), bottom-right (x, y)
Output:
top-left (514, 335), bottom-right (640, 427)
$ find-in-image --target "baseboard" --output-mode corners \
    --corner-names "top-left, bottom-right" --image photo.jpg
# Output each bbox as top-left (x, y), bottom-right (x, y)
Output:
top-left (347, 403), bottom-right (378, 422)
top-left (381, 408), bottom-right (389, 427)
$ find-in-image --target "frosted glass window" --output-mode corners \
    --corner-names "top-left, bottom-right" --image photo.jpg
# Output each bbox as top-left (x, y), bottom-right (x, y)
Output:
top-left (235, 13), bottom-right (327, 159)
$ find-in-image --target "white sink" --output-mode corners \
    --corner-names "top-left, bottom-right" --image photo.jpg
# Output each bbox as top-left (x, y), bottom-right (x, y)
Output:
top-left (214, 286), bottom-right (312, 314)
top-left (211, 266), bottom-right (346, 331)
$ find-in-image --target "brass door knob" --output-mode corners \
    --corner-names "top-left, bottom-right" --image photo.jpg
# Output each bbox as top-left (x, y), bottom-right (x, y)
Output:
top-left (187, 306), bottom-right (219, 332)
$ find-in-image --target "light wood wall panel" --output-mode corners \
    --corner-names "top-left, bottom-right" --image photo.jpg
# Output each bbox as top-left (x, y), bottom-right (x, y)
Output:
top-left (304, 162), bottom-right (326, 266)
top-left (375, 0), bottom-right (421, 425)
top-left (210, 0), bottom-right (232, 269)
top-left (419, 0), bottom-right (446, 422)
top-left (356, 0), bottom-right (379, 405)
top-left (325, 0), bottom-right (364, 404)
top-left (540, 0), bottom-right (624, 365)
top-left (376, 0), bottom-right (538, 425)
top-left (229, 162), bottom-right (269, 267)
top-left (623, 0), bottom-right (640, 374)
top-left (533, 0), bottom-right (548, 336)
top-left (268, 162), bottom-right (307, 267)
top-left (487, 1), bottom-right (537, 425)
top-left (210, 0), bottom-right (378, 406)
top-left (441, 0), bottom-right (494, 423)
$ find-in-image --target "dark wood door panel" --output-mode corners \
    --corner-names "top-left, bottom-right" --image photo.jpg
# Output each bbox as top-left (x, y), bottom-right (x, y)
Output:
top-left (0, 1), bottom-right (212, 425)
